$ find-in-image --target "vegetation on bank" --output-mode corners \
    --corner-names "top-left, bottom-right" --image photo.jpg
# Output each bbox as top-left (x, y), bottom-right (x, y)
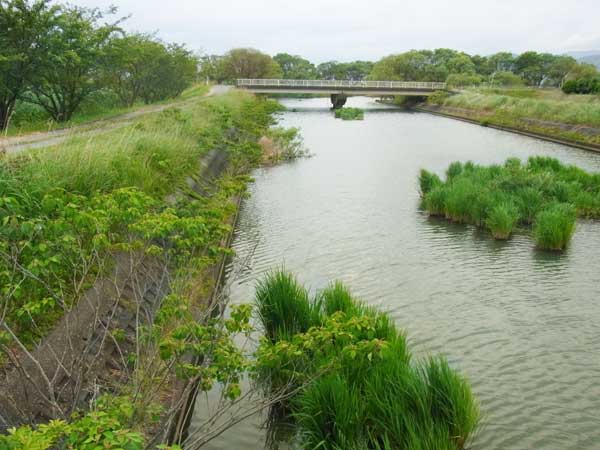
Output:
top-left (334, 107), bottom-right (364, 120)
top-left (0, 89), bottom-right (300, 449)
top-left (419, 157), bottom-right (600, 250)
top-left (254, 270), bottom-right (479, 450)
top-left (427, 88), bottom-right (600, 146)
top-left (1, 0), bottom-right (198, 132)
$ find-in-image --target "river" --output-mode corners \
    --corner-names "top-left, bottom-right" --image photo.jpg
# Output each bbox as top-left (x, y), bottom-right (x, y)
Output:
top-left (190, 96), bottom-right (600, 450)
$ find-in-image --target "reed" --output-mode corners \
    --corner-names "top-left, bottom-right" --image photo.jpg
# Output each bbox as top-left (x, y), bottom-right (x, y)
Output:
top-left (534, 203), bottom-right (577, 250)
top-left (486, 202), bottom-right (519, 239)
top-left (334, 107), bottom-right (364, 120)
top-left (254, 271), bottom-right (479, 450)
top-left (420, 157), bottom-right (599, 250)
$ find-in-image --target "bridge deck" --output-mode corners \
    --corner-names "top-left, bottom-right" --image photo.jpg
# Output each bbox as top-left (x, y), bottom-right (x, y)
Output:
top-left (236, 79), bottom-right (446, 96)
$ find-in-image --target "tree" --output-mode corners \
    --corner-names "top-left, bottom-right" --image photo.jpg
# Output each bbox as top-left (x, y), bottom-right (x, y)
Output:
top-left (0, 0), bottom-right (58, 130)
top-left (198, 54), bottom-right (225, 83)
top-left (273, 53), bottom-right (318, 79)
top-left (219, 48), bottom-right (282, 81)
top-left (487, 52), bottom-right (515, 73)
top-left (490, 71), bottom-right (525, 87)
top-left (137, 42), bottom-right (197, 103)
top-left (101, 33), bottom-right (158, 107)
top-left (29, 5), bottom-right (119, 122)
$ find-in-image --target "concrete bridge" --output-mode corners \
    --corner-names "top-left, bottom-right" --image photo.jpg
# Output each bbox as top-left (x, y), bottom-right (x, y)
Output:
top-left (236, 79), bottom-right (446, 108)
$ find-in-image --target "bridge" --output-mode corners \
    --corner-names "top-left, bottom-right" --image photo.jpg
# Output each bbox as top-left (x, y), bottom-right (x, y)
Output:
top-left (236, 79), bottom-right (447, 108)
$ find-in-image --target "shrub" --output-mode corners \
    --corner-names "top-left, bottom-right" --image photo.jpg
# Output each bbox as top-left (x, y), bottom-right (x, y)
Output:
top-left (534, 203), bottom-right (577, 250)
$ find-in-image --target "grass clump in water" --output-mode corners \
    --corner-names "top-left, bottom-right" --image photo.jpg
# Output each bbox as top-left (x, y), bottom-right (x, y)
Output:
top-left (534, 203), bottom-right (577, 250)
top-left (334, 107), bottom-right (364, 120)
top-left (254, 269), bottom-right (479, 450)
top-left (419, 156), bottom-right (600, 250)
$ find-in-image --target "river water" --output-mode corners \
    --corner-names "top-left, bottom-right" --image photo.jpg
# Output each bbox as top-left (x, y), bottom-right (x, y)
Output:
top-left (191, 96), bottom-right (600, 450)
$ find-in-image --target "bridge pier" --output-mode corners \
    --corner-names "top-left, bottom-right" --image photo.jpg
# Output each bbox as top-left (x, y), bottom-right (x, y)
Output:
top-left (330, 94), bottom-right (347, 109)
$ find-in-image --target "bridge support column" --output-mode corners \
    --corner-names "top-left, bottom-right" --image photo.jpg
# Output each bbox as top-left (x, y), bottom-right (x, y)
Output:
top-left (330, 94), bottom-right (347, 109)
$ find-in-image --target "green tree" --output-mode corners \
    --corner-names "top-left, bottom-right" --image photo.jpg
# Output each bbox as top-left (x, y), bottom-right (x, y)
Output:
top-left (29, 5), bottom-right (119, 122)
top-left (139, 42), bottom-right (198, 103)
top-left (220, 48), bottom-right (282, 81)
top-left (273, 53), bottom-right (318, 79)
top-left (489, 71), bottom-right (525, 87)
top-left (0, 0), bottom-right (58, 130)
top-left (101, 33), bottom-right (158, 107)
top-left (198, 54), bottom-right (225, 83)
top-left (487, 52), bottom-right (515, 73)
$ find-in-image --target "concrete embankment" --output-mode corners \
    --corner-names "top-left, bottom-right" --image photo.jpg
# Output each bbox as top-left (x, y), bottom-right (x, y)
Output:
top-left (416, 103), bottom-right (600, 154)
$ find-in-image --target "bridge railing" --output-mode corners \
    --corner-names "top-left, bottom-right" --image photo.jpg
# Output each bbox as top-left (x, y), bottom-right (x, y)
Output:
top-left (236, 79), bottom-right (446, 90)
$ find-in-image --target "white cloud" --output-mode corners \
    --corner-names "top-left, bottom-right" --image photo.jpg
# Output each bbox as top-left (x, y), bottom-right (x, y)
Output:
top-left (72, 0), bottom-right (600, 60)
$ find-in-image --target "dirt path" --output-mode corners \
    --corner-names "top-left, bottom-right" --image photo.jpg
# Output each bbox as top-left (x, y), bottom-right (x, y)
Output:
top-left (0, 85), bottom-right (230, 154)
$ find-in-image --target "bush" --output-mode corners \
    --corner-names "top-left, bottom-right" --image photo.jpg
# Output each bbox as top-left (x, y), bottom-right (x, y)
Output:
top-left (562, 76), bottom-right (600, 95)
top-left (334, 107), bottom-right (364, 120)
top-left (534, 203), bottom-right (577, 250)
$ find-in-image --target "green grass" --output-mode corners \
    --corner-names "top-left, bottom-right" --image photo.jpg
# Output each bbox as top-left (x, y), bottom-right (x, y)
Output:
top-left (254, 270), bottom-right (479, 450)
top-left (420, 157), bottom-right (600, 250)
top-left (534, 203), bottom-right (577, 250)
top-left (334, 107), bottom-right (364, 120)
top-left (430, 88), bottom-right (600, 146)
top-left (0, 89), bottom-right (277, 344)
top-left (2, 84), bottom-right (210, 137)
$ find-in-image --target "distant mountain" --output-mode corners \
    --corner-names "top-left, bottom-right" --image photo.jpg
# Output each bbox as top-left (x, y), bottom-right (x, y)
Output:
top-left (564, 51), bottom-right (600, 68)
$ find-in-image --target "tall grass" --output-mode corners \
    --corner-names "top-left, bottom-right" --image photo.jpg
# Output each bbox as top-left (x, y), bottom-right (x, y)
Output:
top-left (443, 89), bottom-right (600, 128)
top-left (254, 270), bottom-right (479, 450)
top-left (334, 107), bottom-right (364, 120)
top-left (534, 203), bottom-right (577, 250)
top-left (420, 157), bottom-right (600, 250)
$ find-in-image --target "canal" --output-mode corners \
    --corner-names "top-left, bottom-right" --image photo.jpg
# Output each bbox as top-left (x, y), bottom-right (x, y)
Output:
top-left (191, 96), bottom-right (600, 450)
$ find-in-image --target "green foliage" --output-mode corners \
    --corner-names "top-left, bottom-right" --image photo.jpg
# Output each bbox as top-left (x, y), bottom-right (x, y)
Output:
top-left (420, 157), bottom-right (600, 250)
top-left (446, 73), bottom-right (483, 88)
top-left (219, 48), bottom-right (282, 81)
top-left (317, 60), bottom-right (373, 81)
top-left (534, 203), bottom-right (577, 250)
top-left (490, 71), bottom-right (525, 87)
top-left (274, 53), bottom-right (318, 80)
top-left (255, 270), bottom-right (479, 450)
top-left (0, 396), bottom-right (145, 450)
top-left (562, 76), bottom-right (600, 95)
top-left (0, 91), bottom-right (277, 345)
top-left (334, 107), bottom-right (364, 120)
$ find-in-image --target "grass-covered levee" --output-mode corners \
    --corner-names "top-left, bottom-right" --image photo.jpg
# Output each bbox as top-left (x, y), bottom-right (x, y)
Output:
top-left (254, 270), bottom-right (479, 450)
top-left (419, 157), bottom-right (600, 250)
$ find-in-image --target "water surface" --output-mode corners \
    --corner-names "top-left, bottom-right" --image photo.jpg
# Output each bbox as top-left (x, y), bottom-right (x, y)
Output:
top-left (192, 96), bottom-right (600, 450)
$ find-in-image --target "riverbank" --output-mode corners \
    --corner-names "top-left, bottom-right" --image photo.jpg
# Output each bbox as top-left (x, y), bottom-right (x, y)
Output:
top-left (0, 89), bottom-right (284, 448)
top-left (419, 89), bottom-right (600, 153)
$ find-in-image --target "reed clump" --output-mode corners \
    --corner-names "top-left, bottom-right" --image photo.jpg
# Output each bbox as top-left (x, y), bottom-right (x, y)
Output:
top-left (254, 270), bottom-right (479, 450)
top-left (334, 107), bottom-right (364, 120)
top-left (419, 157), bottom-right (600, 250)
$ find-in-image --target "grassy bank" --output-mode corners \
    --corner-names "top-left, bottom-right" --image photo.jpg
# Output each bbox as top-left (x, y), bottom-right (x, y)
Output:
top-left (427, 88), bottom-right (600, 147)
top-left (0, 88), bottom-right (274, 346)
top-left (420, 157), bottom-right (600, 250)
top-left (2, 84), bottom-right (210, 137)
top-left (0, 89), bottom-right (289, 447)
top-left (254, 271), bottom-right (479, 450)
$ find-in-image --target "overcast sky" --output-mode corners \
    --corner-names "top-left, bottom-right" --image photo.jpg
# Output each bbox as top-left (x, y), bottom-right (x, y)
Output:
top-left (72, 0), bottom-right (600, 62)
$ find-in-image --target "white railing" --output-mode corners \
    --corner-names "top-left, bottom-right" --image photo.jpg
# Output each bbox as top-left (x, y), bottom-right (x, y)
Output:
top-left (236, 79), bottom-right (446, 90)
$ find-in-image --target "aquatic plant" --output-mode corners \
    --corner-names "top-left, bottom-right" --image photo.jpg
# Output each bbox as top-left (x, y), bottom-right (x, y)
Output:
top-left (255, 270), bottom-right (317, 342)
top-left (420, 157), bottom-right (600, 250)
top-left (534, 203), bottom-right (577, 250)
top-left (419, 169), bottom-right (442, 195)
top-left (255, 270), bottom-right (479, 450)
top-left (334, 107), bottom-right (364, 120)
top-left (486, 202), bottom-right (519, 239)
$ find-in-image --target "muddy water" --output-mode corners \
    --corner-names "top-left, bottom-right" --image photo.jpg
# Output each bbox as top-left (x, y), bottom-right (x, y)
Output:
top-left (190, 96), bottom-right (600, 450)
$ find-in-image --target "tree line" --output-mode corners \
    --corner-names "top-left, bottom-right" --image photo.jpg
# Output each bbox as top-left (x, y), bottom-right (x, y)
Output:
top-left (200, 47), bottom-right (599, 92)
top-left (0, 0), bottom-right (198, 130)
